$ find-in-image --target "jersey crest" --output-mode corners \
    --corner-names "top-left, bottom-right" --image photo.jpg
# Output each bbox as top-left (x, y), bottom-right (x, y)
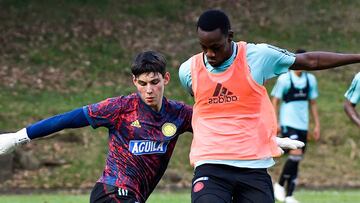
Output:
top-left (161, 123), bottom-right (177, 137)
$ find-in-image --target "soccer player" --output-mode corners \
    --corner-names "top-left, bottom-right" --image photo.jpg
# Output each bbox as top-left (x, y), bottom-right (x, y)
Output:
top-left (0, 51), bottom-right (193, 203)
top-left (344, 72), bottom-right (360, 128)
top-left (271, 49), bottom-right (320, 203)
top-left (178, 9), bottom-right (360, 203)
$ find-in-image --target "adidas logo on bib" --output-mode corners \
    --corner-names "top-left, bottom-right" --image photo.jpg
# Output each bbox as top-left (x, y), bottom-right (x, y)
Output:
top-left (208, 83), bottom-right (239, 104)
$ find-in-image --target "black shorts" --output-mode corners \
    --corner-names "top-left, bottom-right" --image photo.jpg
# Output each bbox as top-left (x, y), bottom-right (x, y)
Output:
top-left (191, 164), bottom-right (274, 203)
top-left (90, 182), bottom-right (139, 203)
top-left (281, 126), bottom-right (308, 152)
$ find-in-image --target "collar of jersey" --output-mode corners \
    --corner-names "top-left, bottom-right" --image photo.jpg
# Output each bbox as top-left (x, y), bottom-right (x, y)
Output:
top-left (136, 92), bottom-right (166, 115)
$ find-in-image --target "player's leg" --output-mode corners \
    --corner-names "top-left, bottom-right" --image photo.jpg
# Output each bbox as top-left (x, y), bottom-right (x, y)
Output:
top-left (284, 129), bottom-right (307, 203)
top-left (275, 126), bottom-right (302, 202)
top-left (191, 164), bottom-right (233, 203)
top-left (275, 126), bottom-right (292, 202)
top-left (283, 151), bottom-right (302, 203)
top-left (233, 168), bottom-right (274, 203)
top-left (90, 182), bottom-right (139, 203)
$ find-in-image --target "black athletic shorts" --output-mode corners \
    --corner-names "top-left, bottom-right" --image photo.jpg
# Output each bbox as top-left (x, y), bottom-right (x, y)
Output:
top-left (281, 126), bottom-right (308, 152)
top-left (191, 164), bottom-right (274, 203)
top-left (90, 182), bottom-right (139, 203)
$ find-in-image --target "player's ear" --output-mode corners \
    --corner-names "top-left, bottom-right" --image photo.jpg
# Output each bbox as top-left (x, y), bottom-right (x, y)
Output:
top-left (132, 75), bottom-right (137, 85)
top-left (164, 72), bottom-right (170, 86)
top-left (228, 30), bottom-right (234, 42)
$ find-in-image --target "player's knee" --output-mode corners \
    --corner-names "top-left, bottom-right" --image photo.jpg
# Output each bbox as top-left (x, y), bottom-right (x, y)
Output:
top-left (289, 148), bottom-right (303, 155)
top-left (193, 194), bottom-right (228, 203)
top-left (288, 154), bottom-right (303, 162)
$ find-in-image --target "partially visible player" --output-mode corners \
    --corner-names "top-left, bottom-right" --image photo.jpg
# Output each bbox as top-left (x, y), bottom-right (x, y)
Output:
top-left (344, 72), bottom-right (360, 128)
top-left (0, 51), bottom-right (193, 203)
top-left (271, 49), bottom-right (320, 203)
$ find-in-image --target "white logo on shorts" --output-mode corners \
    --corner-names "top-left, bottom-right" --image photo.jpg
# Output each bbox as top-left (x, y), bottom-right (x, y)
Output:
top-left (289, 134), bottom-right (299, 140)
top-left (193, 176), bottom-right (209, 185)
top-left (118, 188), bottom-right (128, 196)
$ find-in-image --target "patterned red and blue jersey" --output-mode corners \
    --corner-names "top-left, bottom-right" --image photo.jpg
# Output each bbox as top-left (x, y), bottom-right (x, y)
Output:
top-left (83, 93), bottom-right (192, 202)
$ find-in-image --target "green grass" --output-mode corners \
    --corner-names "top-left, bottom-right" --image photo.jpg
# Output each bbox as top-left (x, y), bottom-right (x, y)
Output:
top-left (120, 0), bottom-right (189, 20)
top-left (291, 190), bottom-right (360, 203)
top-left (0, 190), bottom-right (359, 203)
top-left (0, 0), bottom-right (360, 191)
top-left (0, 194), bottom-right (89, 203)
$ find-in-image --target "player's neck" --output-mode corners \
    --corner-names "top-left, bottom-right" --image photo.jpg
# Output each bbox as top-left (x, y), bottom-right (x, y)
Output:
top-left (151, 100), bottom-right (163, 112)
top-left (293, 71), bottom-right (303, 77)
top-left (225, 41), bottom-right (234, 61)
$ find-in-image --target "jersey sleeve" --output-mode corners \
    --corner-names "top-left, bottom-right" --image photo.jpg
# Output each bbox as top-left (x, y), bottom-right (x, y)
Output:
top-left (179, 104), bottom-right (193, 133)
top-left (345, 73), bottom-right (360, 104)
top-left (247, 43), bottom-right (295, 84)
top-left (178, 58), bottom-right (194, 96)
top-left (308, 74), bottom-right (319, 100)
top-left (26, 108), bottom-right (89, 139)
top-left (83, 97), bottom-right (123, 129)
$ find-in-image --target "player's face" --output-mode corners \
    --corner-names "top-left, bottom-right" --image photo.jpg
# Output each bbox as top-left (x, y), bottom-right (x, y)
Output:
top-left (133, 72), bottom-right (170, 112)
top-left (197, 27), bottom-right (233, 67)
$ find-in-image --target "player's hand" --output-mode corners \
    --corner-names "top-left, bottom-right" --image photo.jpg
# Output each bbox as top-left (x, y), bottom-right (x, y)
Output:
top-left (0, 128), bottom-right (30, 155)
top-left (312, 125), bottom-right (320, 141)
top-left (275, 137), bottom-right (304, 150)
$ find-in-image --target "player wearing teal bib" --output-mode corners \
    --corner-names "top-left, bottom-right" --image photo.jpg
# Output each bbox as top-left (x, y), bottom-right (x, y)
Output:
top-left (344, 72), bottom-right (360, 128)
top-left (271, 49), bottom-right (320, 203)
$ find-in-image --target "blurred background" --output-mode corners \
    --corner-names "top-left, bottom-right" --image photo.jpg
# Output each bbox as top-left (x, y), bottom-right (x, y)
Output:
top-left (0, 0), bottom-right (359, 196)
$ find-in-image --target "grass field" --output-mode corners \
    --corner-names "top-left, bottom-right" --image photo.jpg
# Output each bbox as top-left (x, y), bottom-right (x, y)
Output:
top-left (0, 0), bottom-right (360, 192)
top-left (0, 190), bottom-right (359, 203)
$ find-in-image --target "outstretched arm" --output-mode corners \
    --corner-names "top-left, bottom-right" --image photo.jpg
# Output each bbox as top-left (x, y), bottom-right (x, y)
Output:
top-left (310, 99), bottom-right (321, 140)
top-left (344, 100), bottom-right (360, 128)
top-left (291, 52), bottom-right (360, 70)
top-left (26, 108), bottom-right (89, 139)
top-left (0, 108), bottom-right (89, 155)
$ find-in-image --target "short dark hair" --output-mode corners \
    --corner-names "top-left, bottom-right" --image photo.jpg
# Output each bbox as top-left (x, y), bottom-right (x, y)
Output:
top-left (295, 49), bottom-right (306, 54)
top-left (197, 9), bottom-right (231, 35)
top-left (131, 51), bottom-right (166, 77)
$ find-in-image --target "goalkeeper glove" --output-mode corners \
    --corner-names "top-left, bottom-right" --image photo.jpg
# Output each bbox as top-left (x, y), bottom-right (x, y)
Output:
top-left (0, 128), bottom-right (30, 155)
top-left (276, 137), bottom-right (304, 150)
